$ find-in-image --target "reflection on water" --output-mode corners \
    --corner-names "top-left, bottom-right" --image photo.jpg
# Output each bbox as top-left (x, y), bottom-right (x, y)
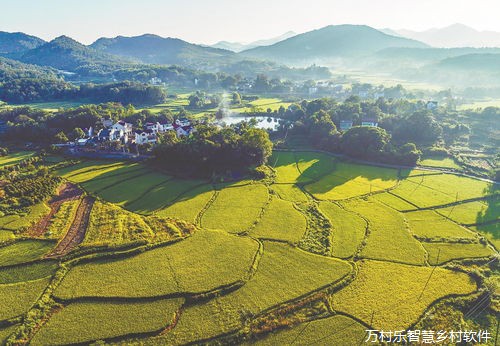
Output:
top-left (217, 116), bottom-right (282, 130)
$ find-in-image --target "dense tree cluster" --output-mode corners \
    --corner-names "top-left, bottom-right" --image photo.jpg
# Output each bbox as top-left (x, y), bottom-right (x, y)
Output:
top-left (2, 168), bottom-right (60, 210)
top-left (153, 124), bottom-right (273, 177)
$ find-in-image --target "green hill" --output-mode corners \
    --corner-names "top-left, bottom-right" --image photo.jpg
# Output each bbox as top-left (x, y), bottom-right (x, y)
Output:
top-left (241, 24), bottom-right (428, 63)
top-left (0, 31), bottom-right (46, 54)
top-left (91, 34), bottom-right (236, 66)
top-left (18, 36), bottom-right (132, 74)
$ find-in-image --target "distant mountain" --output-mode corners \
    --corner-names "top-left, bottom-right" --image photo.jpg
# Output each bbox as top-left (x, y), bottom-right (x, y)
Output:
top-left (395, 24), bottom-right (500, 48)
top-left (375, 47), bottom-right (500, 63)
top-left (211, 31), bottom-right (297, 52)
top-left (437, 53), bottom-right (500, 71)
top-left (17, 36), bottom-right (130, 73)
top-left (241, 25), bottom-right (428, 63)
top-left (0, 31), bottom-right (46, 54)
top-left (91, 34), bottom-right (236, 65)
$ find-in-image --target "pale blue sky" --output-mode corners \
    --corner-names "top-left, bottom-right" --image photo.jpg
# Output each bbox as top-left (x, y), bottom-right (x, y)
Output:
top-left (1, 0), bottom-right (499, 44)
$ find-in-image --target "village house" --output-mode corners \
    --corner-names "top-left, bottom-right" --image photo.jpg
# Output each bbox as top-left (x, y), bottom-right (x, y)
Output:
top-left (145, 122), bottom-right (163, 133)
top-left (340, 120), bottom-right (354, 132)
top-left (160, 121), bottom-right (174, 131)
top-left (426, 101), bottom-right (438, 110)
top-left (112, 121), bottom-right (133, 136)
top-left (361, 118), bottom-right (379, 127)
top-left (134, 129), bottom-right (158, 145)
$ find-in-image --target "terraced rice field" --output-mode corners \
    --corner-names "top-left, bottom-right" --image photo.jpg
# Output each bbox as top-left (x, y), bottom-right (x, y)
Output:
top-left (3, 151), bottom-right (498, 345)
top-left (422, 242), bottom-right (496, 265)
top-left (343, 199), bottom-right (427, 265)
top-left (0, 151), bottom-right (35, 167)
top-left (419, 157), bottom-right (462, 170)
top-left (30, 299), bottom-right (183, 345)
top-left (319, 202), bottom-right (366, 258)
top-left (305, 162), bottom-right (399, 200)
top-left (405, 210), bottom-right (478, 240)
top-left (331, 260), bottom-right (476, 330)
top-left (0, 240), bottom-right (55, 266)
top-left (55, 230), bottom-right (259, 299)
top-left (250, 197), bottom-right (307, 243)
top-left (159, 242), bottom-right (352, 344)
top-left (201, 183), bottom-right (269, 233)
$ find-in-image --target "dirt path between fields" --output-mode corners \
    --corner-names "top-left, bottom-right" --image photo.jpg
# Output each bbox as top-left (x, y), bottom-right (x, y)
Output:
top-left (46, 196), bottom-right (95, 258)
top-left (29, 183), bottom-right (83, 237)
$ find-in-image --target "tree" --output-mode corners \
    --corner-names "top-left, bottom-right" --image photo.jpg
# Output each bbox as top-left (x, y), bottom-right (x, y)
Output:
top-left (394, 111), bottom-right (442, 146)
top-left (53, 131), bottom-right (68, 143)
top-left (232, 92), bottom-right (241, 105)
top-left (70, 127), bottom-right (85, 140)
top-left (341, 127), bottom-right (390, 159)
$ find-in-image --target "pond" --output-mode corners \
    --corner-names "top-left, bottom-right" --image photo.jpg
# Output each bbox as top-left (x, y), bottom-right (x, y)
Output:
top-left (217, 116), bottom-right (284, 130)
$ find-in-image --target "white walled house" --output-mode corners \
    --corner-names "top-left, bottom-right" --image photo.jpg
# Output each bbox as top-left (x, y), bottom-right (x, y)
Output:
top-left (134, 129), bottom-right (157, 145)
top-left (145, 122), bottom-right (163, 133)
top-left (112, 121), bottom-right (133, 136)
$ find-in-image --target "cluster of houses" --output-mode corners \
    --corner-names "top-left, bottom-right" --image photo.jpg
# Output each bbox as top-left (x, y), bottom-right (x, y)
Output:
top-left (339, 118), bottom-right (379, 132)
top-left (73, 118), bottom-right (193, 147)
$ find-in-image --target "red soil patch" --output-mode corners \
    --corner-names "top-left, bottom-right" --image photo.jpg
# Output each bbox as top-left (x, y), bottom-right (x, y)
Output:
top-left (28, 183), bottom-right (82, 237)
top-left (46, 196), bottom-right (95, 258)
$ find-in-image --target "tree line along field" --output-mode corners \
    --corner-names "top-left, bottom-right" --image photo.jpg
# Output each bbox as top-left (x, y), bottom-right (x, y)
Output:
top-left (0, 150), bottom-right (498, 345)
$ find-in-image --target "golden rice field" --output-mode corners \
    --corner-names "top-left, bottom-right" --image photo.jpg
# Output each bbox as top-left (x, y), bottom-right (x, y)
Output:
top-left (1, 151), bottom-right (497, 345)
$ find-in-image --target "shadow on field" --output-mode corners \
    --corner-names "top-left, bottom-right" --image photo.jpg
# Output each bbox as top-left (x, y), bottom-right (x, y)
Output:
top-left (474, 187), bottom-right (499, 242)
top-left (303, 160), bottom-right (398, 195)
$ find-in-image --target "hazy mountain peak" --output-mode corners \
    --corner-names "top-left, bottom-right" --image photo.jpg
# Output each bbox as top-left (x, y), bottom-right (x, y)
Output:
top-left (394, 24), bottom-right (500, 48)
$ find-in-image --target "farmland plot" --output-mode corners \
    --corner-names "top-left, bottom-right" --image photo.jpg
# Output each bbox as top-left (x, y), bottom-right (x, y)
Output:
top-left (305, 163), bottom-right (398, 200)
top-left (97, 171), bottom-right (171, 207)
top-left (80, 166), bottom-right (151, 194)
top-left (30, 299), bottom-right (183, 345)
top-left (160, 242), bottom-right (352, 344)
top-left (271, 183), bottom-right (309, 202)
top-left (0, 203), bottom-right (51, 232)
top-left (332, 260), bottom-right (476, 330)
top-left (435, 198), bottom-right (499, 225)
top-left (422, 242), bottom-right (496, 265)
top-left (371, 192), bottom-right (417, 211)
top-left (394, 173), bottom-right (496, 208)
top-left (0, 240), bottom-right (55, 267)
top-left (406, 210), bottom-right (478, 240)
top-left (0, 278), bottom-right (51, 321)
top-left (55, 230), bottom-right (259, 299)
top-left (125, 179), bottom-right (207, 214)
top-left (202, 183), bottom-right (269, 233)
top-left (319, 202), bottom-right (366, 258)
top-left (343, 199), bottom-right (426, 265)
top-left (246, 315), bottom-right (366, 346)
top-left (85, 201), bottom-right (155, 245)
top-left (155, 184), bottom-right (215, 222)
top-left (56, 161), bottom-right (127, 182)
top-left (271, 151), bottom-right (335, 184)
top-left (250, 197), bottom-right (307, 243)
top-left (0, 261), bottom-right (58, 284)
top-left (0, 151), bottom-right (35, 167)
